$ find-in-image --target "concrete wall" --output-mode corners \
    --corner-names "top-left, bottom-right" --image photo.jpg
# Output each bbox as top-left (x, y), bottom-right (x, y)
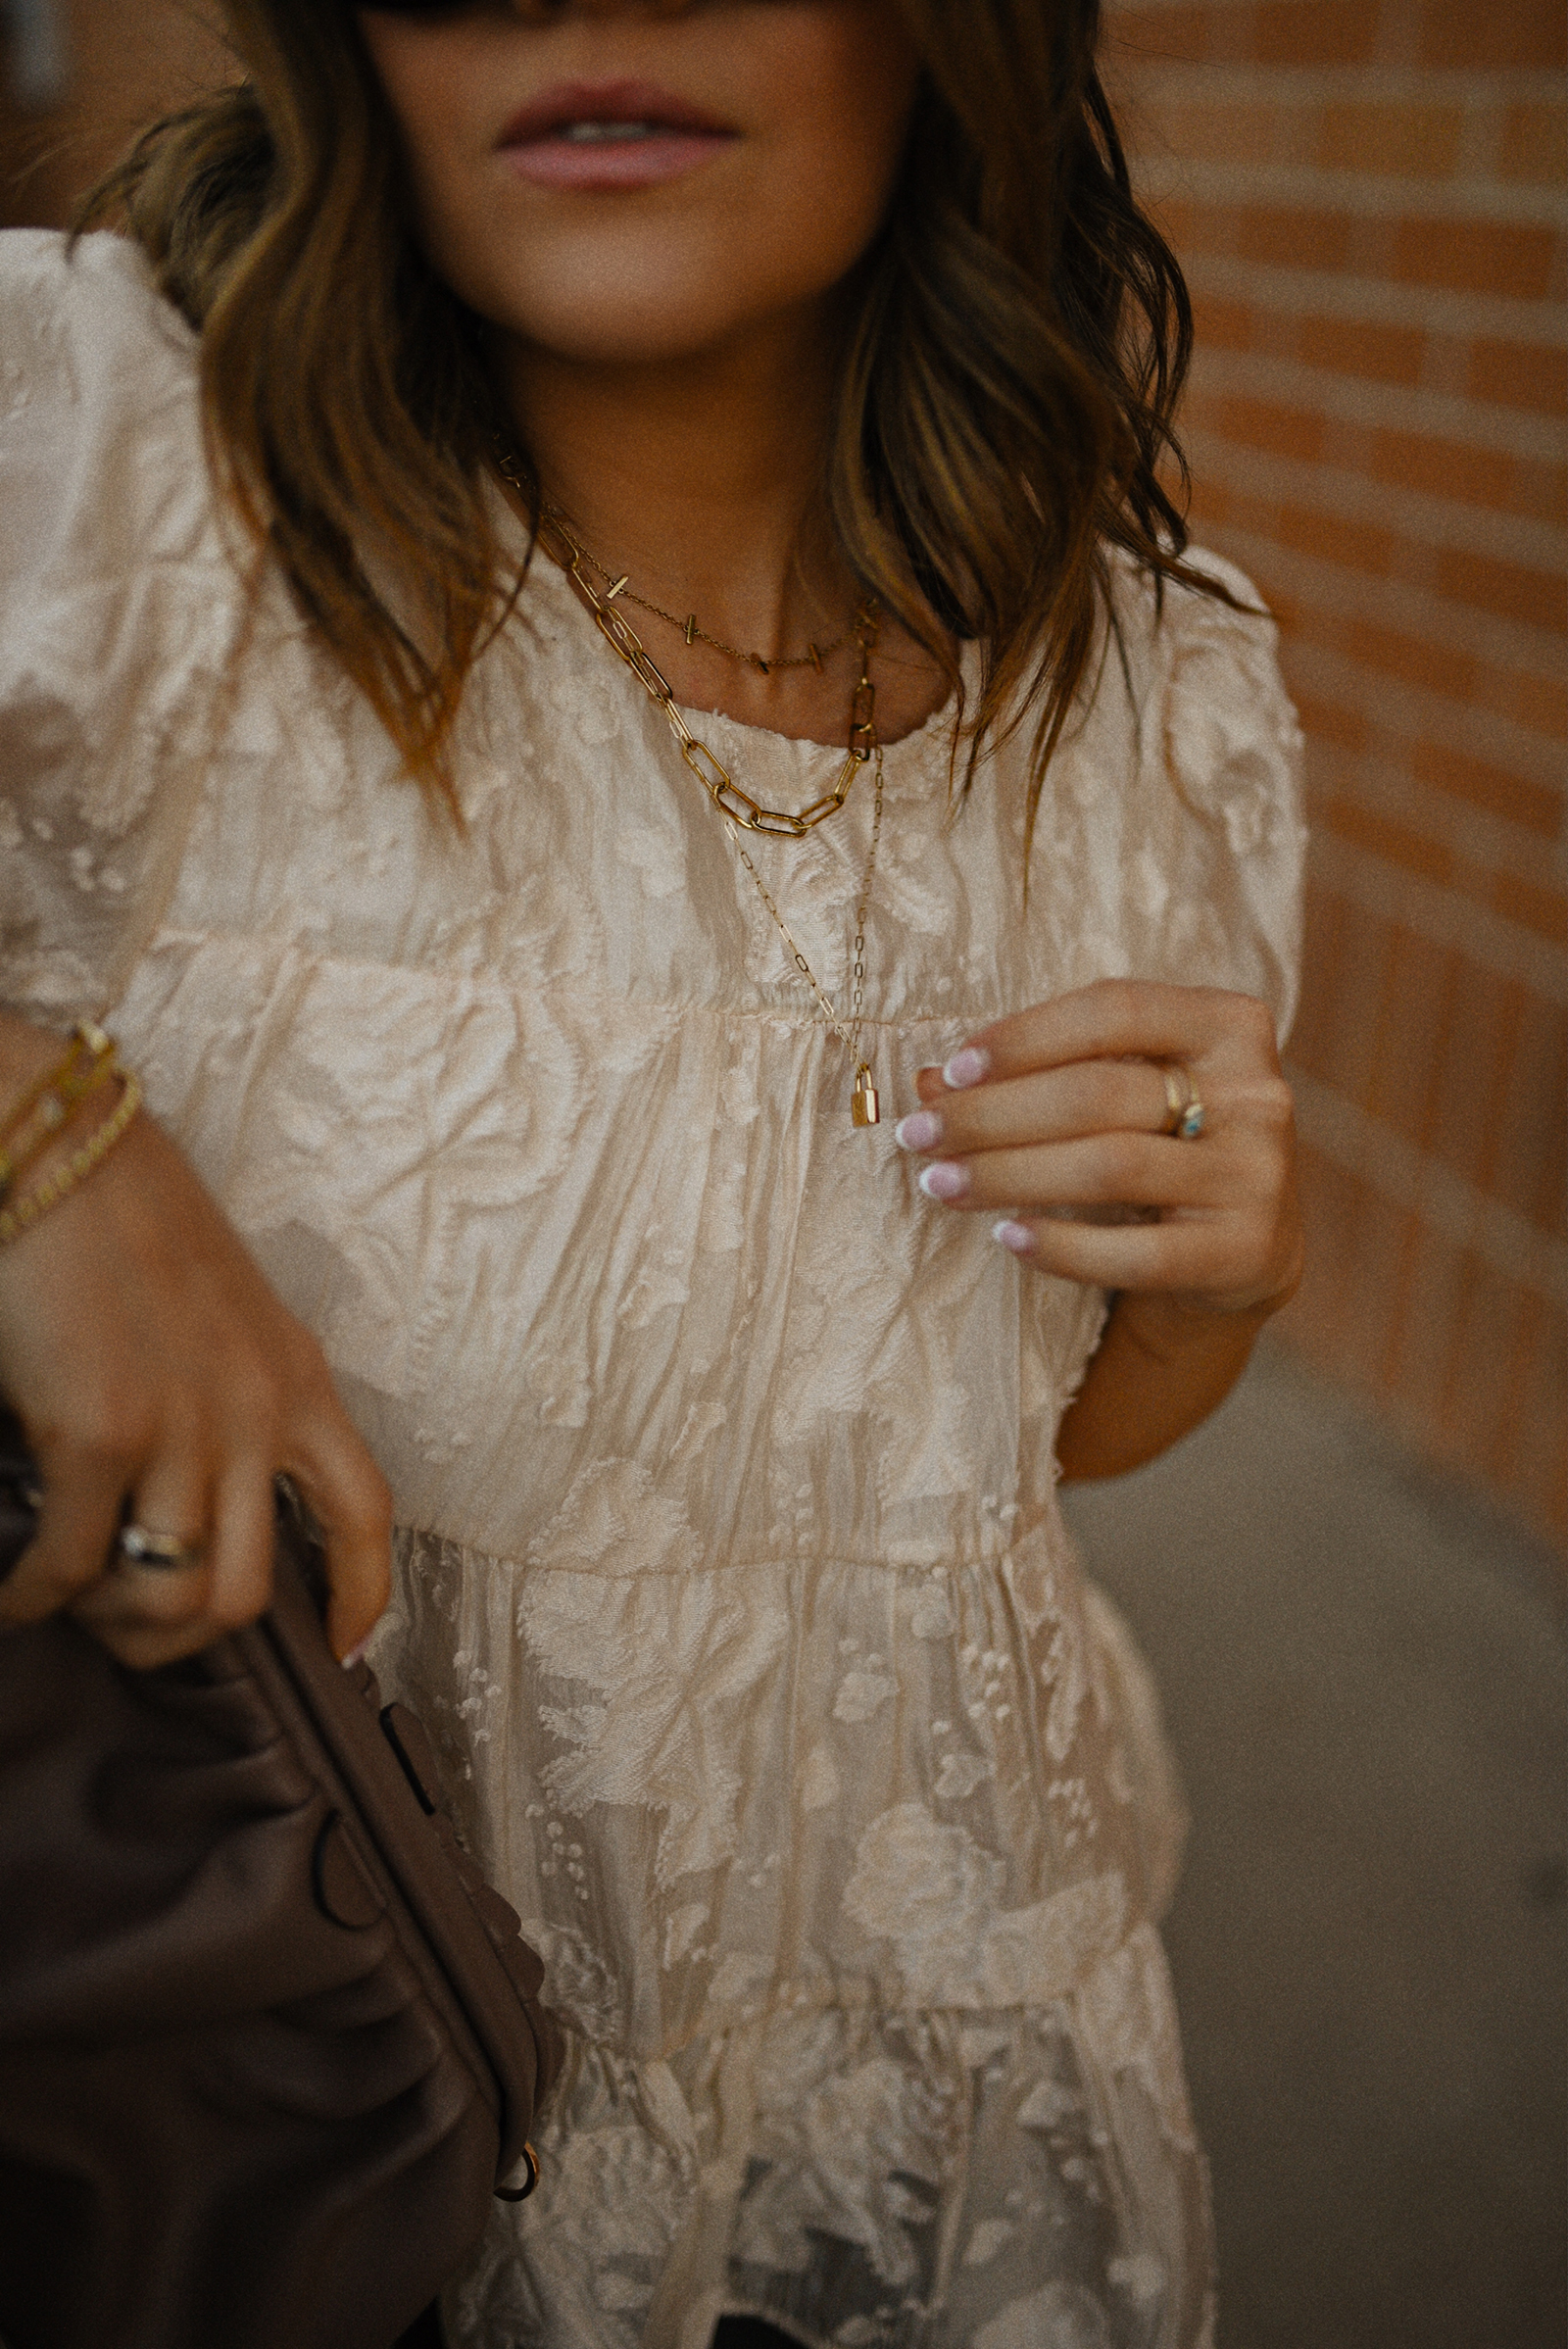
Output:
top-left (1105, 0), bottom-right (1567, 1547)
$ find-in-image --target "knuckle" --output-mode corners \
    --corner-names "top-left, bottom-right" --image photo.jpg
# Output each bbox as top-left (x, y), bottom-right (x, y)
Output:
top-left (1098, 1132), bottom-right (1149, 1192)
top-left (222, 1363), bottom-right (286, 1446)
top-left (281, 1324), bottom-right (335, 1394)
top-left (283, 1346), bottom-right (359, 1436)
top-left (1224, 1220), bottom-right (1270, 1275)
top-left (158, 1376), bottom-right (215, 1448)
top-left (1229, 1143), bottom-right (1293, 1218)
top-left (43, 1399), bottom-right (154, 1476)
top-left (1250, 1075), bottom-right (1297, 1133)
top-left (1234, 993), bottom-right (1279, 1052)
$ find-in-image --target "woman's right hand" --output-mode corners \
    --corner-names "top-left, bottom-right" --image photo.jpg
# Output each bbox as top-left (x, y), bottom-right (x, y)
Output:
top-left (0, 1016), bottom-right (392, 1669)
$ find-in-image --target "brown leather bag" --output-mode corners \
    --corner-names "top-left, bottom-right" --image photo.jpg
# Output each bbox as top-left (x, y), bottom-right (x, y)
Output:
top-left (0, 1406), bottom-right (562, 2349)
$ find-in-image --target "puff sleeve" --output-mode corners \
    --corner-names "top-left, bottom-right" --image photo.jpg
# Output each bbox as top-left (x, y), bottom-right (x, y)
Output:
top-left (0, 229), bottom-right (244, 1026)
top-left (1153, 549), bottom-right (1307, 1042)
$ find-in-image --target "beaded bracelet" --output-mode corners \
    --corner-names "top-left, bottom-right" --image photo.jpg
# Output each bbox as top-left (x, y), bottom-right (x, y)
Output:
top-left (0, 1071), bottom-right (143, 1248)
top-left (0, 1022), bottom-right (121, 1204)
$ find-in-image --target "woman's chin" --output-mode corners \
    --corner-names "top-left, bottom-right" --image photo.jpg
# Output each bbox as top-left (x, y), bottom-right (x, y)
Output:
top-left (476, 264), bottom-right (830, 375)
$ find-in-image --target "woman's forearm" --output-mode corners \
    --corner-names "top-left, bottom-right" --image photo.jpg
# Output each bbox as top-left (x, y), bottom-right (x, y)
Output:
top-left (1055, 1290), bottom-right (1275, 1483)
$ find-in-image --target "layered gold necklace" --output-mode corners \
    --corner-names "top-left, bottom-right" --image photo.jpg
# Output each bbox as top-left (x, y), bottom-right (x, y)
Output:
top-left (510, 476), bottom-right (888, 1127)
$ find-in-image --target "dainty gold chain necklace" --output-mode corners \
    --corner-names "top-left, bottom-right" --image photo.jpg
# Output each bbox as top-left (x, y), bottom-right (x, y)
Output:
top-left (514, 486), bottom-right (888, 1126)
top-left (560, 517), bottom-right (858, 676)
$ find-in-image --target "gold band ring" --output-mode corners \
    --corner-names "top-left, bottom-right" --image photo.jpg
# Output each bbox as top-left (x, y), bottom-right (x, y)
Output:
top-left (118, 1523), bottom-right (205, 1571)
top-left (1160, 1063), bottom-right (1206, 1142)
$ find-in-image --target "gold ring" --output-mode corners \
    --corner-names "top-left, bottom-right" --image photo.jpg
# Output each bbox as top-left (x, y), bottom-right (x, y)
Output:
top-left (118, 1523), bottom-right (205, 1570)
top-left (1160, 1063), bottom-right (1206, 1142)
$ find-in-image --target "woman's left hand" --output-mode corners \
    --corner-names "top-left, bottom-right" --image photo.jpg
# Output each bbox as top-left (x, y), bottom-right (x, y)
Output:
top-left (896, 978), bottom-right (1303, 1320)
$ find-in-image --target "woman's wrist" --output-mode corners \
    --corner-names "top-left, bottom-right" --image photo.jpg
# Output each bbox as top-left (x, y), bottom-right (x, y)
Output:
top-left (1057, 1286), bottom-right (1286, 1483)
top-left (0, 1015), bottom-right (142, 1250)
top-left (0, 1015), bottom-right (77, 1183)
top-left (0, 1024), bottom-right (119, 1193)
top-left (1106, 1279), bottom-right (1295, 1364)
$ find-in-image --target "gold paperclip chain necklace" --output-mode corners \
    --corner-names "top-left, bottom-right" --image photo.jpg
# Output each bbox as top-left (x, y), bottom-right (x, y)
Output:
top-left (501, 464), bottom-right (878, 840)
top-left (519, 492), bottom-right (887, 1126)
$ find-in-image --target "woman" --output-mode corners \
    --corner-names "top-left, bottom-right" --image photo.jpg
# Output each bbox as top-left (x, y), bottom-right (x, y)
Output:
top-left (0, 2), bottom-right (1304, 2342)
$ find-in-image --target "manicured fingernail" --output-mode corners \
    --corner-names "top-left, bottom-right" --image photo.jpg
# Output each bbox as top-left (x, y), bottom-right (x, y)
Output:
top-left (918, 1161), bottom-right (970, 1202)
top-left (992, 1219), bottom-right (1036, 1255)
top-left (943, 1047), bottom-right (990, 1091)
top-left (895, 1109), bottom-right (944, 1152)
top-left (341, 1637), bottom-right (371, 1670)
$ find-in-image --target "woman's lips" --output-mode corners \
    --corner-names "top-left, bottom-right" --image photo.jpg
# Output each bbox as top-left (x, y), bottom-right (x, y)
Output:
top-left (498, 78), bottom-right (736, 192)
top-left (503, 128), bottom-right (735, 191)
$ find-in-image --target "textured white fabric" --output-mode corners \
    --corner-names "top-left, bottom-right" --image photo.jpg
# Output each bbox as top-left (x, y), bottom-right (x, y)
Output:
top-left (0, 230), bottom-right (1306, 2349)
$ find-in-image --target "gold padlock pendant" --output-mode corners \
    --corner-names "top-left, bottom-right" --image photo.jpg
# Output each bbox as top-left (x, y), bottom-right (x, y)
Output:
top-left (851, 1065), bottom-right (880, 1128)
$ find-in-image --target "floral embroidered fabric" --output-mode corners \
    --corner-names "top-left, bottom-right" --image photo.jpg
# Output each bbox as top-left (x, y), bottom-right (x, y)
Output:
top-left (0, 232), bottom-right (1306, 2349)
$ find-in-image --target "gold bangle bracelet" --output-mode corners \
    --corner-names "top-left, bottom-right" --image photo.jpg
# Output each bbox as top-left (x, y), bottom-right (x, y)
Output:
top-left (0, 1022), bottom-right (121, 1202)
top-left (0, 1071), bottom-right (142, 1248)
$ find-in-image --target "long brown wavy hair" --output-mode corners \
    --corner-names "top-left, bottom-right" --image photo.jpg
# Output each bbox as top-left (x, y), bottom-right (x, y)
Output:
top-left (78, 0), bottom-right (1220, 847)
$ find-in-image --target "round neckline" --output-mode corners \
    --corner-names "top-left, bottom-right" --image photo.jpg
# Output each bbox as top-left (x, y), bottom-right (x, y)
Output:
top-left (674, 672), bottom-right (962, 759)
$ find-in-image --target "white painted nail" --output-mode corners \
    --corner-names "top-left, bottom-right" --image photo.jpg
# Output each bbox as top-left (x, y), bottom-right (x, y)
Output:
top-left (895, 1110), bottom-right (944, 1151)
top-left (992, 1219), bottom-right (1036, 1255)
top-left (943, 1047), bottom-right (990, 1091)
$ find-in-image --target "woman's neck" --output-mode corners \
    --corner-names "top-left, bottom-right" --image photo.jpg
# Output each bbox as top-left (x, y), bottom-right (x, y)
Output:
top-left (497, 306), bottom-right (951, 746)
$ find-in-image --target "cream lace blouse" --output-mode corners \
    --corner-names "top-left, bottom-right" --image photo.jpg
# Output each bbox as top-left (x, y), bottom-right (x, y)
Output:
top-left (0, 231), bottom-right (1305, 2349)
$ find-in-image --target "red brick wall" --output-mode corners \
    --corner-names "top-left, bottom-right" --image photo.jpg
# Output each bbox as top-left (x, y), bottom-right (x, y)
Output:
top-left (1106, 0), bottom-right (1568, 1546)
